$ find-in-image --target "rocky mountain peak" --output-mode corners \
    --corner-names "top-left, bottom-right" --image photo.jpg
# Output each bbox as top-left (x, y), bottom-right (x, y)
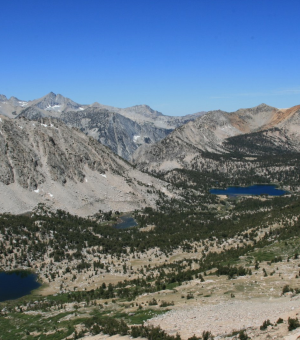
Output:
top-left (0, 94), bottom-right (8, 102)
top-left (91, 102), bottom-right (101, 107)
top-left (256, 103), bottom-right (273, 109)
top-left (124, 104), bottom-right (163, 118)
top-left (41, 92), bottom-right (66, 104)
top-left (252, 103), bottom-right (276, 113)
top-left (26, 92), bottom-right (82, 114)
top-left (90, 102), bottom-right (116, 111)
top-left (38, 92), bottom-right (59, 103)
top-left (8, 96), bottom-right (23, 106)
top-left (234, 103), bottom-right (276, 116)
top-left (46, 91), bottom-right (56, 97)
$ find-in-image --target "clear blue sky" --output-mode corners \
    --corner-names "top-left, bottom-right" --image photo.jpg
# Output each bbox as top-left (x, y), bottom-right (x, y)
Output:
top-left (1, 0), bottom-right (300, 115)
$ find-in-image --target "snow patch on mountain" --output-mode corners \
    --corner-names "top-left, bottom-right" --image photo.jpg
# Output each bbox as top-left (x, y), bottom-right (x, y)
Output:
top-left (133, 135), bottom-right (141, 143)
top-left (46, 105), bottom-right (61, 111)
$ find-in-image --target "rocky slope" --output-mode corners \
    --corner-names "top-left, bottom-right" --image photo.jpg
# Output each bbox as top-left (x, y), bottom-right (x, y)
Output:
top-left (133, 104), bottom-right (300, 172)
top-left (59, 104), bottom-right (205, 160)
top-left (0, 115), bottom-right (177, 216)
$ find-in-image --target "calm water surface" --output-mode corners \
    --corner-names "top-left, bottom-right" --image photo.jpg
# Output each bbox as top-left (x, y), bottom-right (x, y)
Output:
top-left (210, 184), bottom-right (287, 197)
top-left (113, 216), bottom-right (137, 229)
top-left (0, 271), bottom-right (41, 302)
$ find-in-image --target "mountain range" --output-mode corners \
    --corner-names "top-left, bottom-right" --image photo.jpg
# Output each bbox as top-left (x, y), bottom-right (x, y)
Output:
top-left (1, 91), bottom-right (300, 216)
top-left (133, 103), bottom-right (300, 172)
top-left (0, 92), bottom-right (206, 160)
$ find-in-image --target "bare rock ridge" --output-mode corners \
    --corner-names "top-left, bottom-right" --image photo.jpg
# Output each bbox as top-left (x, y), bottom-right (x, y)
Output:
top-left (0, 114), bottom-right (177, 216)
top-left (0, 92), bottom-right (206, 160)
top-left (133, 103), bottom-right (300, 172)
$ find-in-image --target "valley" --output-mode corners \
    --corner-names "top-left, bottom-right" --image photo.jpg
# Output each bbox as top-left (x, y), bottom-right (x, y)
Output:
top-left (1, 191), bottom-right (300, 339)
top-left (1, 97), bottom-right (300, 339)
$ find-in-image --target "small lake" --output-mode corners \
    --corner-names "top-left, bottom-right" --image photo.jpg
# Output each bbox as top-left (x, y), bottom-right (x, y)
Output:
top-left (0, 271), bottom-right (41, 302)
top-left (210, 184), bottom-right (287, 197)
top-left (113, 216), bottom-right (137, 229)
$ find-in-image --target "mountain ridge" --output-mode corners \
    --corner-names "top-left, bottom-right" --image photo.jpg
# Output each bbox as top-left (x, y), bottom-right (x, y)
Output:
top-left (133, 103), bottom-right (300, 172)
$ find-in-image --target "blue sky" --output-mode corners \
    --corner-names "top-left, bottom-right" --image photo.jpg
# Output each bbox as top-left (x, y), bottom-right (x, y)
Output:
top-left (1, 0), bottom-right (300, 115)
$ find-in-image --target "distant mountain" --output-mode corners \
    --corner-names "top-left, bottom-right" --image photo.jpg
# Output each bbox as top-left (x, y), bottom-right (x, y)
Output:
top-left (90, 102), bottom-right (206, 129)
top-left (133, 104), bottom-right (300, 172)
top-left (60, 107), bottom-right (173, 161)
top-left (65, 103), bottom-right (206, 159)
top-left (15, 92), bottom-right (86, 119)
top-left (0, 114), bottom-right (177, 216)
top-left (0, 95), bottom-right (30, 118)
top-left (29, 92), bottom-right (85, 114)
top-left (0, 92), bottom-right (206, 160)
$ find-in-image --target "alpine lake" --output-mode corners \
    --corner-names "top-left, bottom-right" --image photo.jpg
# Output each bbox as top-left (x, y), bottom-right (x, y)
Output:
top-left (113, 215), bottom-right (138, 229)
top-left (0, 216), bottom-right (137, 302)
top-left (0, 271), bottom-right (41, 302)
top-left (210, 184), bottom-right (287, 197)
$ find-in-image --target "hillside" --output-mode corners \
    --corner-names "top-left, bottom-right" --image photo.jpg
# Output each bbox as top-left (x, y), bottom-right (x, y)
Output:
top-left (2, 186), bottom-right (300, 339)
top-left (0, 114), bottom-right (177, 216)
